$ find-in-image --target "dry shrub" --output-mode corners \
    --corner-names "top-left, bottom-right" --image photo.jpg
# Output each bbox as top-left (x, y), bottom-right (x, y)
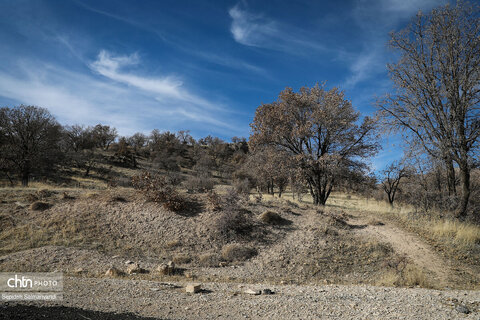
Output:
top-left (216, 210), bottom-right (253, 239)
top-left (172, 253), bottom-right (191, 265)
top-left (205, 190), bottom-right (222, 211)
top-left (132, 171), bottom-right (186, 212)
top-left (198, 253), bottom-right (221, 267)
top-left (213, 188), bottom-right (254, 239)
top-left (234, 178), bottom-right (251, 197)
top-left (184, 175), bottom-right (215, 193)
top-left (259, 211), bottom-right (283, 224)
top-left (221, 243), bottom-right (257, 262)
top-left (30, 201), bottom-right (50, 211)
top-left (378, 256), bottom-right (431, 288)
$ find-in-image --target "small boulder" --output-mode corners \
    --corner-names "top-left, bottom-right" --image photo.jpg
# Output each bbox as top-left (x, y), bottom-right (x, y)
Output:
top-left (126, 263), bottom-right (146, 274)
top-left (244, 289), bottom-right (261, 295)
top-left (455, 305), bottom-right (470, 314)
top-left (185, 284), bottom-right (201, 293)
top-left (157, 261), bottom-right (175, 275)
top-left (105, 267), bottom-right (122, 277)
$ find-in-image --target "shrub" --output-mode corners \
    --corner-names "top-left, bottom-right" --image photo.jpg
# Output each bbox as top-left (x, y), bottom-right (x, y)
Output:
top-left (259, 211), bottom-right (283, 224)
top-left (183, 174), bottom-right (214, 193)
top-left (216, 210), bottom-right (253, 239)
top-left (234, 178), bottom-right (251, 198)
top-left (205, 190), bottom-right (222, 211)
top-left (214, 188), bottom-right (254, 239)
top-left (198, 253), bottom-right (221, 267)
top-left (221, 243), bottom-right (257, 262)
top-left (132, 171), bottom-right (186, 212)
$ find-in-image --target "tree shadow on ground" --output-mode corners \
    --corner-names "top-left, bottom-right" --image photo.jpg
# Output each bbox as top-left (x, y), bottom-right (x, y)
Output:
top-left (0, 304), bottom-right (165, 320)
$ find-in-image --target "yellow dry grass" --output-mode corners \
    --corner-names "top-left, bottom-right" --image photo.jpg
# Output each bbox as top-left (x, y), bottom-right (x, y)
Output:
top-left (431, 220), bottom-right (480, 246)
top-left (255, 189), bottom-right (480, 252)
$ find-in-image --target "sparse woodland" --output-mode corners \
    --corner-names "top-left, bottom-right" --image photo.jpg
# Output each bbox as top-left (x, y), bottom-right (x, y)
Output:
top-left (0, 1), bottom-right (479, 300)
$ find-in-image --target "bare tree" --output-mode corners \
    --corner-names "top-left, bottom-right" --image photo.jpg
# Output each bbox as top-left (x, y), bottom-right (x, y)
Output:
top-left (378, 1), bottom-right (480, 217)
top-left (0, 105), bottom-right (62, 186)
top-left (381, 161), bottom-right (411, 206)
top-left (127, 132), bottom-right (147, 153)
top-left (63, 124), bottom-right (96, 152)
top-left (92, 124), bottom-right (117, 150)
top-left (250, 84), bottom-right (379, 205)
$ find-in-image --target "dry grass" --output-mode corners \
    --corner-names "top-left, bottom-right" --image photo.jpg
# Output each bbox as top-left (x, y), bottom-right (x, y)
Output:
top-left (377, 263), bottom-right (430, 288)
top-left (327, 192), bottom-right (480, 252)
top-left (431, 220), bottom-right (480, 246)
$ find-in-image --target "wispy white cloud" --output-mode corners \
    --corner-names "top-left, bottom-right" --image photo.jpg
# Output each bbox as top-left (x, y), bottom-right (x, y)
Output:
top-left (228, 3), bottom-right (326, 54)
top-left (89, 50), bottom-right (223, 111)
top-left (90, 50), bottom-right (183, 99)
top-left (0, 52), bottom-right (238, 136)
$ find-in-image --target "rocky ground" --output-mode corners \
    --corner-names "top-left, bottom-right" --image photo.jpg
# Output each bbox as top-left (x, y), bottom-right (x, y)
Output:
top-left (2, 278), bottom-right (479, 319)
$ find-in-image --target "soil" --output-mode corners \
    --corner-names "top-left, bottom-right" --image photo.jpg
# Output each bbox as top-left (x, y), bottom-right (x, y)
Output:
top-left (0, 188), bottom-right (479, 319)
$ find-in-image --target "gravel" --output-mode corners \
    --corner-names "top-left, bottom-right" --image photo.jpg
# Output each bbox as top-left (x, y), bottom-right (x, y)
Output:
top-left (2, 277), bottom-right (479, 319)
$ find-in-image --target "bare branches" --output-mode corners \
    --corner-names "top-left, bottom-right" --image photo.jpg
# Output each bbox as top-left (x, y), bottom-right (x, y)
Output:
top-left (250, 83), bottom-right (379, 205)
top-left (378, 1), bottom-right (480, 217)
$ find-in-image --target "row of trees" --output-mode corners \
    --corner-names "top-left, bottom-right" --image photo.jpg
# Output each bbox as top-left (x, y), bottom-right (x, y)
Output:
top-left (0, 105), bottom-right (249, 187)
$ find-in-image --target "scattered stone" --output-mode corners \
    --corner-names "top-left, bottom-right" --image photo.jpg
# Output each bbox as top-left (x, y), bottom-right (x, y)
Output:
top-left (105, 267), bottom-right (122, 277)
top-left (127, 263), bottom-right (146, 274)
top-left (125, 260), bottom-right (134, 265)
top-left (186, 284), bottom-right (201, 293)
top-left (455, 305), bottom-right (470, 314)
top-left (244, 289), bottom-right (261, 295)
top-left (262, 289), bottom-right (274, 295)
top-left (73, 267), bottom-right (84, 274)
top-left (157, 262), bottom-right (175, 275)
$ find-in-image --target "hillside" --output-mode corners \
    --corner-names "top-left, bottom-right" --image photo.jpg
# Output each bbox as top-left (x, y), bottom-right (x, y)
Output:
top-left (0, 177), bottom-right (479, 318)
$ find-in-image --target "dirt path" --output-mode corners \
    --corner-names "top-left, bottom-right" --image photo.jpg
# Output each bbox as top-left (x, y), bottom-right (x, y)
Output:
top-left (347, 211), bottom-right (456, 288)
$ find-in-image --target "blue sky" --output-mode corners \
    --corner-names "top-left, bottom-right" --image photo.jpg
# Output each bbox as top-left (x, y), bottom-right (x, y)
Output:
top-left (0, 0), bottom-right (449, 170)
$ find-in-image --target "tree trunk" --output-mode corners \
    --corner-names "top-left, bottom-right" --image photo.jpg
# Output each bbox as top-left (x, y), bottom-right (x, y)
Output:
top-left (456, 163), bottom-right (470, 219)
top-left (445, 158), bottom-right (456, 196)
top-left (21, 168), bottom-right (29, 187)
